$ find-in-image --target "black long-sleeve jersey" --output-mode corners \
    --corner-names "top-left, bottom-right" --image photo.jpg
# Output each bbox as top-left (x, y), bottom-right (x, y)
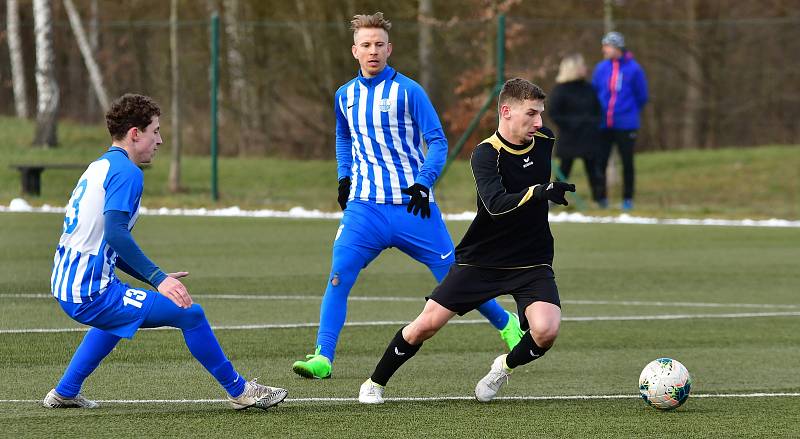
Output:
top-left (454, 127), bottom-right (556, 269)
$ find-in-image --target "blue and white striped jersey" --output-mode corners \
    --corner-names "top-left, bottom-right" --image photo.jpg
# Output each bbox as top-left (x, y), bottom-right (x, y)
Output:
top-left (334, 65), bottom-right (448, 204)
top-left (51, 147), bottom-right (143, 303)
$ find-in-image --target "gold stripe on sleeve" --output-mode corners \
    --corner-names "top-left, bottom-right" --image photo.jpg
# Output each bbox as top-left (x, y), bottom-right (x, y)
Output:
top-left (517, 186), bottom-right (535, 206)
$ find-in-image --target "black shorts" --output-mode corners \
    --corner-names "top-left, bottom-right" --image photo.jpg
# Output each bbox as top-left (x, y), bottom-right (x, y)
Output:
top-left (426, 264), bottom-right (560, 331)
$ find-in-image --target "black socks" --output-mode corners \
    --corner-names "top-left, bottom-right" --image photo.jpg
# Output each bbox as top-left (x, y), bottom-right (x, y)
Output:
top-left (370, 327), bottom-right (422, 386)
top-left (506, 331), bottom-right (549, 369)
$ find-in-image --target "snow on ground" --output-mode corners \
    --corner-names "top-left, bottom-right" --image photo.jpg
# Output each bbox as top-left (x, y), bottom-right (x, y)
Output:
top-left (3, 198), bottom-right (799, 228)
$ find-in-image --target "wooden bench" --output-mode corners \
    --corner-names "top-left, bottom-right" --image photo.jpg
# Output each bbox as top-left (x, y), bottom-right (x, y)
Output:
top-left (10, 164), bottom-right (86, 196)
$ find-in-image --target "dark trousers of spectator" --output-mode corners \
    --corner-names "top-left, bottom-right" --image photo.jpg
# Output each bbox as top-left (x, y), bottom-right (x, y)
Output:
top-left (597, 129), bottom-right (637, 201)
top-left (559, 157), bottom-right (603, 202)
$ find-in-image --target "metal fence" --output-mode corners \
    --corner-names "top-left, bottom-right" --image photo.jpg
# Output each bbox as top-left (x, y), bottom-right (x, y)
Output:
top-left (1, 12), bottom-right (798, 157)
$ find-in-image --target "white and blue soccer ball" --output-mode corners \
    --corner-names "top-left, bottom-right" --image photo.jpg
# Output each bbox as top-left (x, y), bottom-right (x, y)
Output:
top-left (638, 358), bottom-right (692, 410)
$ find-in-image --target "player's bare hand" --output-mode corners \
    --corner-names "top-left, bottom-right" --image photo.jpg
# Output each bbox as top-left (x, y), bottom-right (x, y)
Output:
top-left (157, 276), bottom-right (193, 308)
top-left (168, 271), bottom-right (189, 279)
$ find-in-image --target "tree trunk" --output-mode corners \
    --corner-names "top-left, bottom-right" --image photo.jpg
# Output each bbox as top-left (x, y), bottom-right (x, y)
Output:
top-left (224, 0), bottom-right (255, 155)
top-left (33, 0), bottom-right (59, 148)
top-left (87, 0), bottom-right (99, 119)
top-left (418, 0), bottom-right (434, 92)
top-left (604, 0), bottom-right (614, 33)
top-left (603, 0), bottom-right (617, 185)
top-left (7, 0), bottom-right (29, 118)
top-left (682, 0), bottom-right (701, 149)
top-left (63, 0), bottom-right (110, 111)
top-left (169, 0), bottom-right (182, 192)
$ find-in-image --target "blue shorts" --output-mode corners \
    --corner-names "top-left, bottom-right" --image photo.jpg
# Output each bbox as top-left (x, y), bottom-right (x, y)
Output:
top-left (58, 280), bottom-right (157, 339)
top-left (334, 200), bottom-right (455, 268)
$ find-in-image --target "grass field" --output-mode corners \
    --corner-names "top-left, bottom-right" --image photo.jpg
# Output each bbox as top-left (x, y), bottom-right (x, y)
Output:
top-left (1, 212), bottom-right (799, 438)
top-left (2, 116), bottom-right (799, 219)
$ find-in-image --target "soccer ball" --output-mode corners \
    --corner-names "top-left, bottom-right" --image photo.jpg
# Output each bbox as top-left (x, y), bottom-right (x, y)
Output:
top-left (638, 358), bottom-right (692, 410)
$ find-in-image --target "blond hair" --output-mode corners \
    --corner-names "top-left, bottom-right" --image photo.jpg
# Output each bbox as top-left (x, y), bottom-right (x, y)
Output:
top-left (555, 53), bottom-right (587, 83)
top-left (350, 12), bottom-right (392, 41)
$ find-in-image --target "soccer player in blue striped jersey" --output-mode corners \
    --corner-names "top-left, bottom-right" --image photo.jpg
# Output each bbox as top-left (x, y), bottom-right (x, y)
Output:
top-left (43, 94), bottom-right (286, 411)
top-left (292, 12), bottom-right (523, 380)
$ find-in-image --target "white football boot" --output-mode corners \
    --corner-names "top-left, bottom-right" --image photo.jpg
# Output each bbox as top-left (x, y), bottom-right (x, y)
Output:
top-left (228, 378), bottom-right (288, 410)
top-left (358, 379), bottom-right (385, 404)
top-left (475, 354), bottom-right (512, 402)
top-left (43, 389), bottom-right (99, 409)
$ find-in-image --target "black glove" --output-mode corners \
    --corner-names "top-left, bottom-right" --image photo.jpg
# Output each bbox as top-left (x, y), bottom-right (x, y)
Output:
top-left (337, 177), bottom-right (351, 210)
top-left (401, 183), bottom-right (431, 218)
top-left (533, 181), bottom-right (576, 206)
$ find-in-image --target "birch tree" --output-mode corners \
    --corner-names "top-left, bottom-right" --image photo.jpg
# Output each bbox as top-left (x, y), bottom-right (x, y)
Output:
top-left (7, 0), bottom-right (28, 118)
top-left (63, 0), bottom-right (110, 111)
top-left (223, 0), bottom-right (259, 154)
top-left (33, 0), bottom-right (59, 147)
top-left (87, 0), bottom-right (99, 117)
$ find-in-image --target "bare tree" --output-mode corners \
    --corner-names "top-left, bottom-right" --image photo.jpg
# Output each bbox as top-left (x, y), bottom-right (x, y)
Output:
top-left (169, 0), bottom-right (182, 192)
top-left (602, 0), bottom-right (618, 185)
top-left (7, 0), bottom-right (29, 118)
top-left (224, 0), bottom-right (260, 155)
top-left (33, 0), bottom-right (59, 147)
top-left (87, 0), bottom-right (99, 118)
top-left (682, 0), bottom-right (702, 149)
top-left (63, 0), bottom-right (110, 111)
top-left (603, 0), bottom-right (614, 33)
top-left (418, 0), bottom-right (434, 91)
top-left (294, 0), bottom-right (335, 94)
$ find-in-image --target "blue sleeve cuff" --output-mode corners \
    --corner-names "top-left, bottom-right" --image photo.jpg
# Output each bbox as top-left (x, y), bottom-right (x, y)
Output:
top-left (149, 270), bottom-right (168, 288)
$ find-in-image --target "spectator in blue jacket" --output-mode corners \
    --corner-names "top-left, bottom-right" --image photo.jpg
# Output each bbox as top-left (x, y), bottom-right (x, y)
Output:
top-left (592, 31), bottom-right (648, 210)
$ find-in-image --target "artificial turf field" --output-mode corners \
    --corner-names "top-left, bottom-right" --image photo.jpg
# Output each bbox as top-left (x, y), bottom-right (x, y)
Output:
top-left (1, 212), bottom-right (798, 438)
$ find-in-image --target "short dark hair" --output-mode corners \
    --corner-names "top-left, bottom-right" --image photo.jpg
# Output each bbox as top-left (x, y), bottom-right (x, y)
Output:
top-left (498, 78), bottom-right (546, 113)
top-left (106, 94), bottom-right (161, 141)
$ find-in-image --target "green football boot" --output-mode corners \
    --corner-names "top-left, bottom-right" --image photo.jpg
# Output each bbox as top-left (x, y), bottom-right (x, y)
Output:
top-left (498, 311), bottom-right (524, 350)
top-left (292, 346), bottom-right (332, 379)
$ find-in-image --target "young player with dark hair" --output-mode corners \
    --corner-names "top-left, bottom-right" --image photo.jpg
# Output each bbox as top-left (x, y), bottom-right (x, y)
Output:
top-left (44, 94), bottom-right (286, 411)
top-left (359, 79), bottom-right (575, 403)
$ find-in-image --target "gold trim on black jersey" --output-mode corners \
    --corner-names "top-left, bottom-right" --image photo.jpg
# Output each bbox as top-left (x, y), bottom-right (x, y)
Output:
top-left (470, 141), bottom-right (537, 216)
top-left (471, 131), bottom-right (553, 216)
top-left (481, 133), bottom-right (534, 156)
top-left (517, 186), bottom-right (536, 206)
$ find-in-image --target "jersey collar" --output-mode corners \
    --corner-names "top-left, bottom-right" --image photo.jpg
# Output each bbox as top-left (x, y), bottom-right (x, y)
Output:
top-left (494, 131), bottom-right (534, 155)
top-left (357, 65), bottom-right (396, 87)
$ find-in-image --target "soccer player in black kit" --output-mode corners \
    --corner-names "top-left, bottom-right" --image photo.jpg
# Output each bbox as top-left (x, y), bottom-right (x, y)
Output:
top-left (358, 78), bottom-right (575, 404)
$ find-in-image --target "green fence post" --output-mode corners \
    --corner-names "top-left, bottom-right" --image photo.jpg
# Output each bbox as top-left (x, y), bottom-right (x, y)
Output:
top-left (210, 13), bottom-right (220, 202)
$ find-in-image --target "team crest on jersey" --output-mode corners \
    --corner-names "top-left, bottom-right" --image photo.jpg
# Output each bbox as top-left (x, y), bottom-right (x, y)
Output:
top-left (378, 99), bottom-right (392, 112)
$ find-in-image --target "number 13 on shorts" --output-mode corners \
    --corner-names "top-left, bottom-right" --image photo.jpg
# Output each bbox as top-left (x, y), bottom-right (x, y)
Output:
top-left (123, 288), bottom-right (147, 308)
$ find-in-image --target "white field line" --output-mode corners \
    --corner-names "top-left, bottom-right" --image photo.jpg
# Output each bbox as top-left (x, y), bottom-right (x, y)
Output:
top-left (1, 293), bottom-right (414, 302)
top-left (1, 392), bottom-right (799, 404)
top-left (2, 311), bottom-right (800, 334)
top-left (3, 293), bottom-right (798, 310)
top-left (3, 202), bottom-right (800, 228)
